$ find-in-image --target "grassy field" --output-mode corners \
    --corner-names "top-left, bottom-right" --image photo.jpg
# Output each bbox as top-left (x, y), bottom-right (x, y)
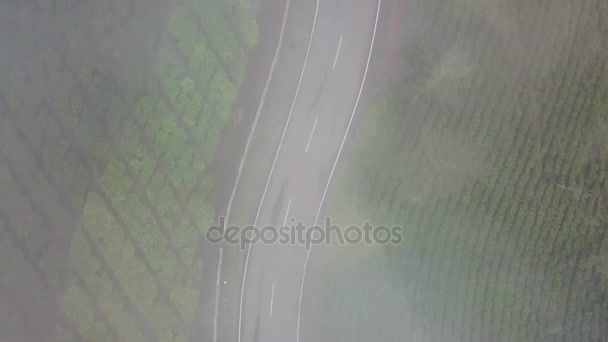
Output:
top-left (303, 0), bottom-right (608, 341)
top-left (0, 0), bottom-right (257, 340)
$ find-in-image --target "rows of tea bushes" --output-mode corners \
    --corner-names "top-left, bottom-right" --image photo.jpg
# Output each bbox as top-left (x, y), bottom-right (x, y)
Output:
top-left (304, 0), bottom-right (608, 340)
top-left (58, 0), bottom-right (257, 340)
top-left (0, 0), bottom-right (257, 340)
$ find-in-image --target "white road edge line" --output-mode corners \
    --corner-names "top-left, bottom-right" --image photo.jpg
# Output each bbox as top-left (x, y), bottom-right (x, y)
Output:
top-left (212, 248), bottom-right (223, 342)
top-left (296, 1), bottom-right (382, 342)
top-left (332, 35), bottom-right (343, 70)
top-left (224, 0), bottom-right (290, 231)
top-left (220, 0), bottom-right (290, 340)
top-left (269, 283), bottom-right (275, 318)
top-left (283, 198), bottom-right (292, 227)
top-left (305, 118), bottom-right (319, 152)
top-left (238, 0), bottom-right (321, 341)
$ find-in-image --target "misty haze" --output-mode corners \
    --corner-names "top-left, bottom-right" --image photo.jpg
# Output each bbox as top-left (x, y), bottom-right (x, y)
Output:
top-left (1, 0), bottom-right (607, 341)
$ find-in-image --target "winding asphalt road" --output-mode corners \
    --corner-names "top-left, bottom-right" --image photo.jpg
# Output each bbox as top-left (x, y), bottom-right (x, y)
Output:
top-left (233, 0), bottom-right (381, 341)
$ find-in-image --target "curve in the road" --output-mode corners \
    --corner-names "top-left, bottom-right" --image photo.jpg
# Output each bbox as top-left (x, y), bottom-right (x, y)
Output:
top-left (218, 0), bottom-right (291, 339)
top-left (237, 0), bottom-right (321, 341)
top-left (295, 0), bottom-right (382, 341)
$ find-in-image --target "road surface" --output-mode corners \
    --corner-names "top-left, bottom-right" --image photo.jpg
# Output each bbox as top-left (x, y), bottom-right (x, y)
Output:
top-left (232, 0), bottom-right (382, 341)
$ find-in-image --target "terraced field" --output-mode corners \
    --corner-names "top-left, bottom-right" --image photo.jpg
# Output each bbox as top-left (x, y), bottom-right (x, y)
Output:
top-left (0, 0), bottom-right (257, 340)
top-left (303, 0), bottom-right (608, 341)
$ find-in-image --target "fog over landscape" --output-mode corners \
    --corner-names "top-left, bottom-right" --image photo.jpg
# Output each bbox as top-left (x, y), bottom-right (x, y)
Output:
top-left (0, 0), bottom-right (607, 341)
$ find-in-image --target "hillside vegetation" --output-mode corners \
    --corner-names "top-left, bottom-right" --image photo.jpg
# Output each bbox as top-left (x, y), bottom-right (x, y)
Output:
top-left (0, 0), bottom-right (257, 340)
top-left (307, 0), bottom-right (608, 340)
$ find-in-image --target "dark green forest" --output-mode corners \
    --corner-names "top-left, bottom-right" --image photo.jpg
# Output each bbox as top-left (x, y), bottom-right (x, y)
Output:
top-left (0, 0), bottom-right (257, 340)
top-left (305, 0), bottom-right (608, 341)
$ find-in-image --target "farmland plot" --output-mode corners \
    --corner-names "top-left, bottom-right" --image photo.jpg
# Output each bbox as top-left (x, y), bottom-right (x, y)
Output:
top-left (303, 0), bottom-right (608, 341)
top-left (0, 0), bottom-right (257, 340)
